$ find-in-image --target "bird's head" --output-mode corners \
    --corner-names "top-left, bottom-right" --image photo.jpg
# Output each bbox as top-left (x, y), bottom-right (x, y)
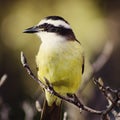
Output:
top-left (24, 16), bottom-right (76, 42)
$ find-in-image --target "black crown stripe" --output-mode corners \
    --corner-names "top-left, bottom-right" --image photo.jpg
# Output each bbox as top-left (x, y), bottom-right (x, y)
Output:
top-left (45, 16), bottom-right (69, 24)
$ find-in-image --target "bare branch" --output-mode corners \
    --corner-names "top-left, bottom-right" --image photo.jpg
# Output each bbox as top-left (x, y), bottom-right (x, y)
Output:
top-left (21, 51), bottom-right (47, 89)
top-left (35, 100), bottom-right (42, 112)
top-left (92, 41), bottom-right (114, 73)
top-left (94, 78), bottom-right (120, 119)
top-left (0, 74), bottom-right (7, 87)
top-left (63, 112), bottom-right (68, 120)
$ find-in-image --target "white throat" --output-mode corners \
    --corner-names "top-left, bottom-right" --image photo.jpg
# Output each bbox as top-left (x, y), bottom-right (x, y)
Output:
top-left (37, 32), bottom-right (67, 52)
top-left (37, 32), bottom-right (66, 43)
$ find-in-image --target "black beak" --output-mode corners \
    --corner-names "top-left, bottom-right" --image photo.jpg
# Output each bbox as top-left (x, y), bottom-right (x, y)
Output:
top-left (23, 26), bottom-right (39, 33)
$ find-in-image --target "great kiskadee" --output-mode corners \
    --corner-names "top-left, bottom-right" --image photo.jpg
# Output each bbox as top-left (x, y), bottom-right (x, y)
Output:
top-left (24, 16), bottom-right (84, 120)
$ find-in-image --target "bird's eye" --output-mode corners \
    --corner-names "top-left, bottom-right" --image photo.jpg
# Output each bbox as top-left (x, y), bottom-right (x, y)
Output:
top-left (38, 23), bottom-right (49, 31)
top-left (39, 23), bottom-right (48, 28)
top-left (38, 23), bottom-right (59, 32)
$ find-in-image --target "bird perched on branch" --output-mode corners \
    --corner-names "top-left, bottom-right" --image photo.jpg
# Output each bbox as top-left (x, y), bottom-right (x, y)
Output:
top-left (24, 16), bottom-right (84, 120)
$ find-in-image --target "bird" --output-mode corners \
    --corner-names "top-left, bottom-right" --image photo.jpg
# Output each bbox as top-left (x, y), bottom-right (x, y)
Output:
top-left (24, 16), bottom-right (84, 120)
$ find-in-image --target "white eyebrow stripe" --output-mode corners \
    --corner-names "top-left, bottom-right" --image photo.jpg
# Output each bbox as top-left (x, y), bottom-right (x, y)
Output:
top-left (38, 19), bottom-right (71, 29)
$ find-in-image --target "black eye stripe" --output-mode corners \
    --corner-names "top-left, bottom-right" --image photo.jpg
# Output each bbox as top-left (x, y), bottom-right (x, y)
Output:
top-left (38, 23), bottom-right (76, 40)
top-left (39, 23), bottom-right (69, 32)
top-left (39, 23), bottom-right (48, 28)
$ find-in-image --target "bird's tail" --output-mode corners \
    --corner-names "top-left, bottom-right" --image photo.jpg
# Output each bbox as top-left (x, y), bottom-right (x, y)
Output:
top-left (40, 99), bottom-right (62, 120)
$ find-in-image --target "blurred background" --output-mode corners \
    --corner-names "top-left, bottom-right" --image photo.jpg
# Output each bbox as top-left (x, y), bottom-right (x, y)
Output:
top-left (0, 0), bottom-right (120, 120)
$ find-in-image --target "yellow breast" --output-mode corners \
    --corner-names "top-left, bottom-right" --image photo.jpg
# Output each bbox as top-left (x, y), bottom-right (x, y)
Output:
top-left (36, 40), bottom-right (84, 95)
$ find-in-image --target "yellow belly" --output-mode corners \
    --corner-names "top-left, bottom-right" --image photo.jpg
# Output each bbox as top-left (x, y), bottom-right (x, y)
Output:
top-left (36, 41), bottom-right (83, 106)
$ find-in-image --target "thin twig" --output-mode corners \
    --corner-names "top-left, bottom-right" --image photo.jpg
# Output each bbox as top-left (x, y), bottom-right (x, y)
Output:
top-left (94, 78), bottom-right (114, 104)
top-left (94, 78), bottom-right (120, 119)
top-left (0, 74), bottom-right (7, 87)
top-left (63, 112), bottom-right (67, 120)
top-left (21, 51), bottom-right (47, 89)
top-left (92, 41), bottom-right (114, 73)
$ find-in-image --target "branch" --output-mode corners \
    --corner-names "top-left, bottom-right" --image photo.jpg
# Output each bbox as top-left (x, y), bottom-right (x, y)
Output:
top-left (0, 74), bottom-right (7, 87)
top-left (94, 78), bottom-right (120, 119)
top-left (92, 40), bottom-right (114, 74)
top-left (20, 51), bottom-right (102, 115)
